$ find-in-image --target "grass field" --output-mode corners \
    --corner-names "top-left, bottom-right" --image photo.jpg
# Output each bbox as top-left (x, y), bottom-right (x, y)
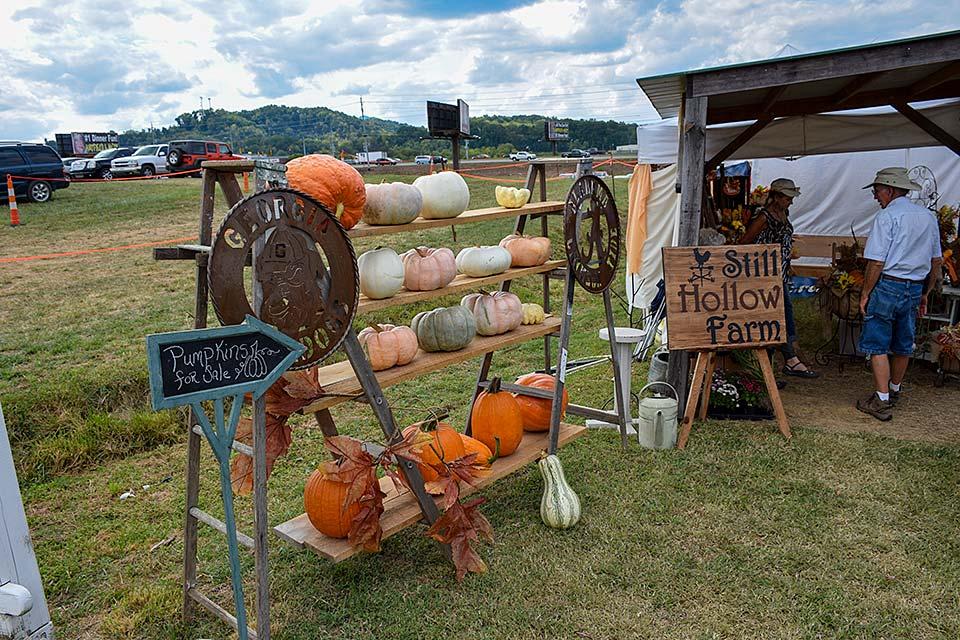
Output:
top-left (2, 174), bottom-right (959, 639)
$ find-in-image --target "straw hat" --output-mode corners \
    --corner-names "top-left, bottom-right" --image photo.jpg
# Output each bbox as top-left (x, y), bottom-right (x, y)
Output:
top-left (862, 167), bottom-right (921, 191)
top-left (769, 178), bottom-right (801, 198)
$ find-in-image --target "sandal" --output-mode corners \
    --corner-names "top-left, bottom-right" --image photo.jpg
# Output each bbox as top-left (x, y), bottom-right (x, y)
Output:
top-left (782, 361), bottom-right (819, 378)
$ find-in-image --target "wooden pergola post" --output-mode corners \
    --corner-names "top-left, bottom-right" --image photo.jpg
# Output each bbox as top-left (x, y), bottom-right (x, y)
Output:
top-left (667, 94), bottom-right (708, 414)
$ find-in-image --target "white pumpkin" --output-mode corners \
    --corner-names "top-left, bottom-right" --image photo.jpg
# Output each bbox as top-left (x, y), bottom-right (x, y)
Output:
top-left (412, 172), bottom-right (470, 219)
top-left (357, 247), bottom-right (404, 299)
top-left (455, 246), bottom-right (512, 277)
top-left (363, 182), bottom-right (422, 225)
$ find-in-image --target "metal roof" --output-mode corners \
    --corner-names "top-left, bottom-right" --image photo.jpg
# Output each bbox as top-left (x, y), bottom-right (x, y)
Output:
top-left (636, 30), bottom-right (960, 124)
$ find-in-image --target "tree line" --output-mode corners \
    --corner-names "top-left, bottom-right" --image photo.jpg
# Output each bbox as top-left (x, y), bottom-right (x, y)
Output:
top-left (119, 105), bottom-right (637, 159)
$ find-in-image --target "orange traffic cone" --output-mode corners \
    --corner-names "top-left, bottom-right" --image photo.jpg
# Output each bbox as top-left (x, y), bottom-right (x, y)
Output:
top-left (7, 174), bottom-right (19, 226)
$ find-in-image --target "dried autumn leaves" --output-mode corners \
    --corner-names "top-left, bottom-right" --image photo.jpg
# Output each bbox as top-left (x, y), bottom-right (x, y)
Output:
top-left (229, 368), bottom-right (494, 580)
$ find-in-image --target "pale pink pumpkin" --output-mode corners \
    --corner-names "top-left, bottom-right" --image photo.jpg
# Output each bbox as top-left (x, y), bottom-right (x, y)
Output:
top-left (499, 234), bottom-right (551, 267)
top-left (461, 291), bottom-right (522, 336)
top-left (401, 246), bottom-right (457, 291)
top-left (357, 324), bottom-right (418, 370)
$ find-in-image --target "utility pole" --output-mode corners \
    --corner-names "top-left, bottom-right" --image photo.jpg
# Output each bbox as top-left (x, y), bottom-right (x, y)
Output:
top-left (200, 96), bottom-right (204, 112)
top-left (207, 97), bottom-right (212, 110)
top-left (360, 97), bottom-right (369, 164)
top-left (302, 138), bottom-right (306, 156)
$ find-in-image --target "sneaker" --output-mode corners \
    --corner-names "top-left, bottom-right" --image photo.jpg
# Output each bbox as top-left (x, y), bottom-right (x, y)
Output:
top-left (856, 393), bottom-right (893, 421)
top-left (889, 387), bottom-right (900, 406)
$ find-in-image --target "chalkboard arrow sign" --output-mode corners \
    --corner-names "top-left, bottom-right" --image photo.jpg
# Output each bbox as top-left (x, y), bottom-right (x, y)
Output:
top-left (146, 314), bottom-right (306, 411)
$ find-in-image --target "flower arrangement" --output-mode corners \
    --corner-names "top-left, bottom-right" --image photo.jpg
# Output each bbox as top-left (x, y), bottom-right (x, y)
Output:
top-left (933, 323), bottom-right (960, 362)
top-left (749, 184), bottom-right (769, 206)
top-left (718, 205), bottom-right (748, 244)
top-left (937, 203), bottom-right (959, 284)
top-left (709, 369), bottom-right (768, 413)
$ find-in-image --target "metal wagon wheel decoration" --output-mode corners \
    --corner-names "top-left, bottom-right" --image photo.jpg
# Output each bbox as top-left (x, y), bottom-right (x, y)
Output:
top-left (908, 165), bottom-right (938, 210)
top-left (563, 174), bottom-right (622, 293)
top-left (208, 188), bottom-right (359, 369)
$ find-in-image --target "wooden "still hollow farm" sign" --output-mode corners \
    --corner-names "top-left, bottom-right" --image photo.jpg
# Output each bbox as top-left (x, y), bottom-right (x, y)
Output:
top-left (662, 244), bottom-right (786, 351)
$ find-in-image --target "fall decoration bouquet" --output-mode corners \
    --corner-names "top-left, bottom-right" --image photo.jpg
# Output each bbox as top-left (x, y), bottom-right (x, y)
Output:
top-left (822, 234), bottom-right (867, 321)
top-left (936, 203), bottom-right (959, 284)
top-left (718, 205), bottom-right (749, 244)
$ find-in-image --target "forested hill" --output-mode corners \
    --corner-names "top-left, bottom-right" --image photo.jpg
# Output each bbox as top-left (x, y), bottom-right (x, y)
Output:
top-left (118, 105), bottom-right (637, 158)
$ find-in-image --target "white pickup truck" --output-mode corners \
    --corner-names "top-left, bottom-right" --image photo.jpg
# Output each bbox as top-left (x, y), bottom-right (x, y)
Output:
top-left (110, 144), bottom-right (169, 177)
top-left (509, 151), bottom-right (537, 161)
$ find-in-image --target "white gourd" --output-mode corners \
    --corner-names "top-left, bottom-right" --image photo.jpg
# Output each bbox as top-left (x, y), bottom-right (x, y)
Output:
top-left (412, 172), bottom-right (470, 219)
top-left (357, 247), bottom-right (404, 300)
top-left (538, 454), bottom-right (581, 529)
top-left (455, 246), bottom-right (512, 277)
top-left (521, 302), bottom-right (545, 325)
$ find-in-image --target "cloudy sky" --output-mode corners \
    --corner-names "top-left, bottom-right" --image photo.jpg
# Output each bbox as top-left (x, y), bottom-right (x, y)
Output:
top-left (2, 0), bottom-right (959, 141)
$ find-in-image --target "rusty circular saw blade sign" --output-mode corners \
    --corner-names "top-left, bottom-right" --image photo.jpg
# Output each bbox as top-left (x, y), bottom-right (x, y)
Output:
top-left (563, 175), bottom-right (621, 293)
top-left (208, 188), bottom-right (359, 370)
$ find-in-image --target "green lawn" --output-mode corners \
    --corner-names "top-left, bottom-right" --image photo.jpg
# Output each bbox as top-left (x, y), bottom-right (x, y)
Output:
top-left (3, 174), bottom-right (959, 639)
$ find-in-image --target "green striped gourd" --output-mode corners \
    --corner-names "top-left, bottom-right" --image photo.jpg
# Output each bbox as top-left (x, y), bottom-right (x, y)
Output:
top-left (538, 454), bottom-right (580, 529)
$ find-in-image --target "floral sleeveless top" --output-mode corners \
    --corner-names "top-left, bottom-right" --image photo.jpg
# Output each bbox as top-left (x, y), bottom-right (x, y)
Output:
top-left (754, 208), bottom-right (793, 279)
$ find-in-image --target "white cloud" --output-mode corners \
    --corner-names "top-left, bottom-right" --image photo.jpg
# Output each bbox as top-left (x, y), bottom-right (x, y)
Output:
top-left (0, 0), bottom-right (957, 140)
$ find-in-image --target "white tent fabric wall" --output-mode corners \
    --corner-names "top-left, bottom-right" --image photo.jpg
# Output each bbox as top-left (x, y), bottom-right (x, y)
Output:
top-left (752, 146), bottom-right (960, 238)
top-left (626, 163), bottom-right (680, 311)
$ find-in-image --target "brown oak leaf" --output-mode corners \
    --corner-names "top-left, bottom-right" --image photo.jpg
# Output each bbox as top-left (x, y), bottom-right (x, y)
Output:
top-left (282, 367), bottom-right (323, 400)
top-left (426, 497), bottom-right (494, 581)
top-left (229, 414), bottom-right (292, 495)
top-left (263, 378), bottom-right (305, 417)
top-left (348, 486), bottom-right (386, 552)
top-left (322, 436), bottom-right (378, 507)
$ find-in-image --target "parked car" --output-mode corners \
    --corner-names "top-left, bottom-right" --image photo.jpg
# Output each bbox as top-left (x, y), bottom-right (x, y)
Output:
top-left (473, 153), bottom-right (491, 159)
top-left (166, 140), bottom-right (240, 173)
top-left (587, 147), bottom-right (602, 155)
top-left (509, 151), bottom-right (537, 161)
top-left (69, 147), bottom-right (135, 180)
top-left (373, 157), bottom-right (400, 165)
top-left (0, 142), bottom-right (69, 202)
top-left (415, 155), bottom-right (446, 165)
top-left (561, 149), bottom-right (591, 158)
top-left (60, 157), bottom-right (82, 175)
top-left (111, 144), bottom-right (169, 177)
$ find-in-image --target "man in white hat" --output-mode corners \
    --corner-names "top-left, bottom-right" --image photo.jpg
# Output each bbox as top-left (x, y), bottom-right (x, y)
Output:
top-left (856, 167), bottom-right (942, 421)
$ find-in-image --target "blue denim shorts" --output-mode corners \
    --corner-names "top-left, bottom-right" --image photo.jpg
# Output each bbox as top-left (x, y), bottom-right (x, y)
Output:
top-left (858, 277), bottom-right (924, 356)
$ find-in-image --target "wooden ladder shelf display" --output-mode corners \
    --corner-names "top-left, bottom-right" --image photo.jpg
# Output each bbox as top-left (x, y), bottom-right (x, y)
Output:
top-left (154, 160), bottom-right (615, 639)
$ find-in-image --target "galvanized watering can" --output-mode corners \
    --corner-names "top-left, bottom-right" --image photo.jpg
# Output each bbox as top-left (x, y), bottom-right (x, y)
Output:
top-left (637, 382), bottom-right (678, 450)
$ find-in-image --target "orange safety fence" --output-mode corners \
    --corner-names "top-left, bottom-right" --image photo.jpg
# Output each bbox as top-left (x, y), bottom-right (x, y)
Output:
top-left (0, 235), bottom-right (196, 264)
top-left (5, 168), bottom-right (202, 183)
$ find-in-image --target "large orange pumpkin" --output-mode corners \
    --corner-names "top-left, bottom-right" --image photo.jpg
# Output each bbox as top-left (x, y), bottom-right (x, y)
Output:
top-left (304, 469), bottom-right (361, 539)
top-left (285, 154), bottom-right (365, 229)
top-left (513, 373), bottom-right (569, 432)
top-left (470, 377), bottom-right (523, 456)
top-left (402, 415), bottom-right (465, 482)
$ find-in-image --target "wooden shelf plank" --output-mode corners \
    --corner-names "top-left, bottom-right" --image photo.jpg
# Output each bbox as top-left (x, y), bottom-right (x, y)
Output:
top-left (358, 260), bottom-right (565, 314)
top-left (346, 201), bottom-right (564, 239)
top-left (273, 422), bottom-right (587, 562)
top-left (302, 317), bottom-right (561, 413)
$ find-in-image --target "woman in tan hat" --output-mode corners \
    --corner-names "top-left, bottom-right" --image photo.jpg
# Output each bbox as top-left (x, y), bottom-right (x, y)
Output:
top-left (741, 178), bottom-right (818, 378)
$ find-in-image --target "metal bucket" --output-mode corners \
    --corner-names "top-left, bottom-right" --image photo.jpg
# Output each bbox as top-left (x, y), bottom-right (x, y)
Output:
top-left (647, 350), bottom-right (669, 384)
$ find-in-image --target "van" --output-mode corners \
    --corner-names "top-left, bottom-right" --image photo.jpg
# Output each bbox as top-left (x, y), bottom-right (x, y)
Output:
top-left (414, 155), bottom-right (433, 165)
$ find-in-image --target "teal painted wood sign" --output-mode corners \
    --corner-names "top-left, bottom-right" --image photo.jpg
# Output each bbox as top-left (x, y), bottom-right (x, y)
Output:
top-left (146, 315), bottom-right (304, 639)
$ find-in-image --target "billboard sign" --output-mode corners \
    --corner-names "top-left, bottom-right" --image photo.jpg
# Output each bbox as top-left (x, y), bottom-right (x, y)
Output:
top-left (545, 120), bottom-right (569, 141)
top-left (70, 132), bottom-right (119, 155)
top-left (427, 100), bottom-right (469, 136)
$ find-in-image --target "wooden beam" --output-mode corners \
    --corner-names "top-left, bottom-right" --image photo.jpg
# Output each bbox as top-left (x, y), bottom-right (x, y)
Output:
top-left (907, 60), bottom-right (960, 96)
top-left (831, 72), bottom-right (885, 106)
top-left (891, 101), bottom-right (960, 156)
top-left (704, 115), bottom-right (773, 168)
top-left (758, 86), bottom-right (787, 113)
top-left (667, 95), bottom-right (707, 416)
top-left (706, 80), bottom-right (960, 123)
top-left (688, 32), bottom-right (960, 97)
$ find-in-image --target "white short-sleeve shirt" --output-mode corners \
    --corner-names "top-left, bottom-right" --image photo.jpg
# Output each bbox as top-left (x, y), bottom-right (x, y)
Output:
top-left (863, 196), bottom-right (942, 281)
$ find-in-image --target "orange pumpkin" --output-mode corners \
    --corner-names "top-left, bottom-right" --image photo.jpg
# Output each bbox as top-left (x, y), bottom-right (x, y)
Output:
top-left (304, 469), bottom-right (361, 539)
top-left (357, 323), bottom-right (418, 371)
top-left (513, 373), bottom-right (569, 432)
top-left (285, 154), bottom-right (366, 229)
top-left (499, 234), bottom-right (551, 267)
top-left (402, 415), bottom-right (465, 482)
top-left (459, 433), bottom-right (495, 464)
top-left (470, 377), bottom-right (523, 456)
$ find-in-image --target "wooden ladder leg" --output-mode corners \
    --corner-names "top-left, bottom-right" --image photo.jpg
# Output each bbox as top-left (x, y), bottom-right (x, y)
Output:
top-left (313, 409), bottom-right (339, 438)
top-left (697, 352), bottom-right (717, 420)
top-left (465, 352), bottom-right (493, 436)
top-left (677, 351), bottom-right (708, 450)
top-left (755, 349), bottom-right (792, 440)
top-left (183, 168), bottom-right (218, 626)
top-left (548, 270), bottom-right (576, 455)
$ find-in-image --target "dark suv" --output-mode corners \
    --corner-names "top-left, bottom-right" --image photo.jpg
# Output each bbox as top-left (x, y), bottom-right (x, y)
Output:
top-left (0, 142), bottom-right (69, 202)
top-left (166, 140), bottom-right (241, 172)
top-left (67, 147), bottom-right (135, 180)
top-left (561, 149), bottom-right (591, 158)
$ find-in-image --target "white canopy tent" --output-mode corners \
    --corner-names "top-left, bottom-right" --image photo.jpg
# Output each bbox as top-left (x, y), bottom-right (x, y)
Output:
top-left (627, 101), bottom-right (960, 309)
